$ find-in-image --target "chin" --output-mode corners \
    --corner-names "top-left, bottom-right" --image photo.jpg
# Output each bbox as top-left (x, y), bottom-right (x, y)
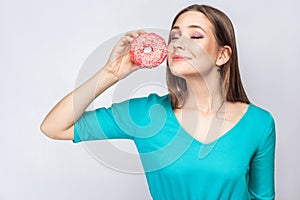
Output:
top-left (169, 62), bottom-right (202, 77)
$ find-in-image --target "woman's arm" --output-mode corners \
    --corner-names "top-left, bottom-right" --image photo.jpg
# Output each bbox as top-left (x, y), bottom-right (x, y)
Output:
top-left (249, 113), bottom-right (276, 199)
top-left (40, 30), bottom-right (144, 140)
top-left (40, 68), bottom-right (119, 140)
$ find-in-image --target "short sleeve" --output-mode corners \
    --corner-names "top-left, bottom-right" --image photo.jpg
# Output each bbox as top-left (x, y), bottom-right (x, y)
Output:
top-left (73, 104), bottom-right (135, 143)
top-left (249, 113), bottom-right (276, 199)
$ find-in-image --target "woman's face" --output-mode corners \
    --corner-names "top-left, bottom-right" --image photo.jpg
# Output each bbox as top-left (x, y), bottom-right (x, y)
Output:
top-left (168, 11), bottom-right (220, 78)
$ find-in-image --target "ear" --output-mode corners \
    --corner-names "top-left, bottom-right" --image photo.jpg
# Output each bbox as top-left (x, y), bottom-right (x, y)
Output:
top-left (216, 45), bottom-right (232, 67)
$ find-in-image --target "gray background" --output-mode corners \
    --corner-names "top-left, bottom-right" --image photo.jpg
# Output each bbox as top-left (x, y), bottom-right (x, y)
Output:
top-left (1, 0), bottom-right (299, 199)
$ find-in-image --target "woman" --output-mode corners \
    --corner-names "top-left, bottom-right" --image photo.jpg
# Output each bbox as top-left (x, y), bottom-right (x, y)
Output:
top-left (40, 4), bottom-right (276, 200)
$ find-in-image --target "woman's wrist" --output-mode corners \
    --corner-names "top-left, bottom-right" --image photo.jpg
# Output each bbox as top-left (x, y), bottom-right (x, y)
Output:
top-left (103, 63), bottom-right (121, 81)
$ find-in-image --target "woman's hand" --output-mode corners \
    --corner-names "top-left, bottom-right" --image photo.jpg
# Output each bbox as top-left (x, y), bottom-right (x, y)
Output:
top-left (105, 30), bottom-right (146, 80)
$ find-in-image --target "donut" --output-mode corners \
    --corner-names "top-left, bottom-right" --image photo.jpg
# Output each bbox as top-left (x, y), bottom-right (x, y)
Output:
top-left (130, 32), bottom-right (168, 68)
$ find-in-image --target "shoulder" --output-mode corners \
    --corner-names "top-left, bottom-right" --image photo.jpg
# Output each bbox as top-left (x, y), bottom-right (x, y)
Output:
top-left (245, 103), bottom-right (276, 143)
top-left (109, 92), bottom-right (170, 120)
top-left (225, 101), bottom-right (275, 141)
top-left (104, 93), bottom-right (170, 135)
top-left (248, 103), bottom-right (275, 125)
top-left (132, 92), bottom-right (170, 103)
top-left (227, 101), bottom-right (273, 121)
top-left (119, 92), bottom-right (170, 108)
top-left (246, 103), bottom-right (276, 153)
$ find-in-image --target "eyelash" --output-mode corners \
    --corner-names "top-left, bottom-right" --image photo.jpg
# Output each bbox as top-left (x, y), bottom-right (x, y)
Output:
top-left (170, 34), bottom-right (203, 40)
top-left (190, 36), bottom-right (203, 39)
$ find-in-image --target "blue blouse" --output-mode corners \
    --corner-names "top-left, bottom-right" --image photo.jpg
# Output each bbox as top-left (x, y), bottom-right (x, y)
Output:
top-left (73, 93), bottom-right (276, 200)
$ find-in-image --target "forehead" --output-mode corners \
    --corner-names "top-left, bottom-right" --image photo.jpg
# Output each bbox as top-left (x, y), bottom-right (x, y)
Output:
top-left (173, 11), bottom-right (213, 31)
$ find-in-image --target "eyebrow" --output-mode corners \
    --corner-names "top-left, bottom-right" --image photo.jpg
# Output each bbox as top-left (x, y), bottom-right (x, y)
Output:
top-left (171, 25), bottom-right (207, 33)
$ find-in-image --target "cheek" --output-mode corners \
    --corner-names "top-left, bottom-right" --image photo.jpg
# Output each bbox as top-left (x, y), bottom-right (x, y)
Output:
top-left (167, 42), bottom-right (175, 56)
top-left (199, 39), bottom-right (220, 62)
top-left (167, 37), bottom-right (217, 74)
top-left (187, 42), bottom-right (215, 69)
top-left (191, 40), bottom-right (211, 56)
top-left (167, 44), bottom-right (173, 64)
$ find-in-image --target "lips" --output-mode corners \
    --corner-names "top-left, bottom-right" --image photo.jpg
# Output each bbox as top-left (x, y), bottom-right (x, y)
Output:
top-left (172, 55), bottom-right (191, 62)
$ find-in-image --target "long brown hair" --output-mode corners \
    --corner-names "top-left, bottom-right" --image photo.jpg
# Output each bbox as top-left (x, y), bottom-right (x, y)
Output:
top-left (166, 4), bottom-right (250, 109)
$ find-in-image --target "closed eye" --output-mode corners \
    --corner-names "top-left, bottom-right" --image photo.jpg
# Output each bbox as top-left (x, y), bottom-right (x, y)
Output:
top-left (191, 36), bottom-right (203, 39)
top-left (170, 33), bottom-right (180, 40)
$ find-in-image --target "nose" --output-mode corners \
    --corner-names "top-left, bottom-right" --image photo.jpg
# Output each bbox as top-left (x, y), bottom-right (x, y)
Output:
top-left (172, 38), bottom-right (185, 50)
top-left (169, 35), bottom-right (186, 51)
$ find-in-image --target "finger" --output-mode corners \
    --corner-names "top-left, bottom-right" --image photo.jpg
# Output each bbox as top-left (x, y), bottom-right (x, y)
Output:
top-left (136, 29), bottom-right (146, 35)
top-left (125, 31), bottom-right (139, 38)
top-left (119, 35), bottom-right (134, 46)
top-left (125, 29), bottom-right (146, 38)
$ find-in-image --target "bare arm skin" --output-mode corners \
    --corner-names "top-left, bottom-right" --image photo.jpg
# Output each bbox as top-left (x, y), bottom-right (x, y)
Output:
top-left (40, 30), bottom-right (145, 140)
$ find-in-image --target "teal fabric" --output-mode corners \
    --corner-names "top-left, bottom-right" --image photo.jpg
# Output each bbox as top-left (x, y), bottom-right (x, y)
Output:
top-left (73, 93), bottom-right (276, 200)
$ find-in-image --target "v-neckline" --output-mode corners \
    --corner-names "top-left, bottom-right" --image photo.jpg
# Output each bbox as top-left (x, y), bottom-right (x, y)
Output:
top-left (164, 94), bottom-right (252, 145)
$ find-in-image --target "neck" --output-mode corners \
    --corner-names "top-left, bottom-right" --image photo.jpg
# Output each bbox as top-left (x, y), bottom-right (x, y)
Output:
top-left (181, 73), bottom-right (224, 113)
